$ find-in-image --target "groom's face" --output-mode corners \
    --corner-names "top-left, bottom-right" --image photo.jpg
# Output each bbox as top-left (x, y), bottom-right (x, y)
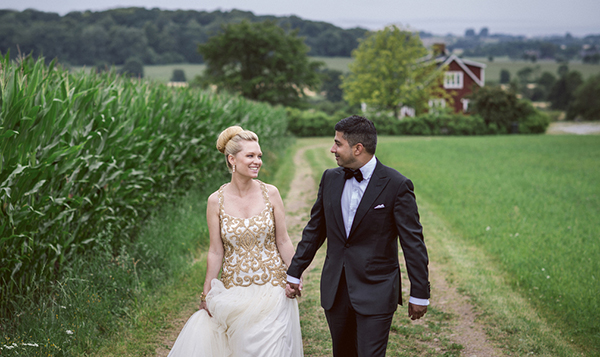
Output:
top-left (331, 131), bottom-right (358, 169)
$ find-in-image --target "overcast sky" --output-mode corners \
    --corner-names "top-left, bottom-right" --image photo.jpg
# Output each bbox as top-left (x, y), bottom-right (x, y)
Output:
top-left (2, 0), bottom-right (599, 37)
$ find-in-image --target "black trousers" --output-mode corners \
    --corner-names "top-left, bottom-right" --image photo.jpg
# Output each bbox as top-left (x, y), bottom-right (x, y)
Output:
top-left (324, 270), bottom-right (395, 357)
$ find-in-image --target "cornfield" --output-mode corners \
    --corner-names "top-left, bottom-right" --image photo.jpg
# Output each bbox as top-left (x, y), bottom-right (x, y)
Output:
top-left (0, 54), bottom-right (289, 318)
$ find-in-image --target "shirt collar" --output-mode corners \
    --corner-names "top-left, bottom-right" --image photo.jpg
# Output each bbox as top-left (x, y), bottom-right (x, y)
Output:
top-left (357, 156), bottom-right (376, 182)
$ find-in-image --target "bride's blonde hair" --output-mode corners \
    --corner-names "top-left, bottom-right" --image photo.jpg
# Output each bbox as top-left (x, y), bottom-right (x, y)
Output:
top-left (216, 126), bottom-right (259, 173)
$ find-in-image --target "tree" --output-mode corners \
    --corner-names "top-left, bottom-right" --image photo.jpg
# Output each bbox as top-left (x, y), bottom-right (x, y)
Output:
top-left (341, 25), bottom-right (444, 117)
top-left (567, 74), bottom-right (600, 120)
top-left (118, 57), bottom-right (144, 77)
top-left (197, 20), bottom-right (323, 107)
top-left (500, 69), bottom-right (511, 84)
top-left (535, 71), bottom-right (556, 101)
top-left (468, 85), bottom-right (535, 134)
top-left (548, 70), bottom-right (583, 111)
top-left (319, 68), bottom-right (344, 102)
top-left (171, 69), bottom-right (187, 82)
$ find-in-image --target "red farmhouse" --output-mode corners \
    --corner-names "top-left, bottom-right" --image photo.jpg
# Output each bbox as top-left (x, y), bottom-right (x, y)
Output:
top-left (430, 44), bottom-right (486, 113)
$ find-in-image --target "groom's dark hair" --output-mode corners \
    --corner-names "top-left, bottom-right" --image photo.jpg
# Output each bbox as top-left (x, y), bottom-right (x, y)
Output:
top-left (334, 115), bottom-right (377, 155)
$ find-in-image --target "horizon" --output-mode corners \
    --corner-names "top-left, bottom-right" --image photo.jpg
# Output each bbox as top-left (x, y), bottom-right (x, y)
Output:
top-left (1, 0), bottom-right (599, 38)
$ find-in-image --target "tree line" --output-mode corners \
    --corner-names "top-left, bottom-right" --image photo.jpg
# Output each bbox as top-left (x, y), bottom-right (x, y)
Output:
top-left (0, 8), bottom-right (367, 66)
top-left (499, 64), bottom-right (600, 120)
top-left (455, 32), bottom-right (600, 63)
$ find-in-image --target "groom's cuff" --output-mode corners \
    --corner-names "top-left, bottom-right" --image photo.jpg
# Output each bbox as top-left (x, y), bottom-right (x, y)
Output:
top-left (287, 275), bottom-right (301, 284)
top-left (409, 296), bottom-right (430, 306)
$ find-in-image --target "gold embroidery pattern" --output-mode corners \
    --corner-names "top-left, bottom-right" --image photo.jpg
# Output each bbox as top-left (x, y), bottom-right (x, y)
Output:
top-left (218, 181), bottom-right (287, 289)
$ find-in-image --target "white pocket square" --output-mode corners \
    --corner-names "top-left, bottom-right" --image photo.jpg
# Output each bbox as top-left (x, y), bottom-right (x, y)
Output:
top-left (374, 204), bottom-right (385, 209)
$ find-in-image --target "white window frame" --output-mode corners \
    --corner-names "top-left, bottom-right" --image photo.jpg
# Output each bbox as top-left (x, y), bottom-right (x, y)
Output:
top-left (461, 98), bottom-right (470, 112)
top-left (428, 98), bottom-right (446, 109)
top-left (444, 71), bottom-right (464, 89)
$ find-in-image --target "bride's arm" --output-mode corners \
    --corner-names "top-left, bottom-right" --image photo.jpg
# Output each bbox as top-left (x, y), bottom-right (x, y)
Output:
top-left (269, 185), bottom-right (295, 268)
top-left (201, 192), bottom-right (224, 312)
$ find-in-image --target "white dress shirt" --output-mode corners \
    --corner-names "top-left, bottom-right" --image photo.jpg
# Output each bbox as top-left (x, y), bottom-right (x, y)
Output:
top-left (341, 156), bottom-right (376, 237)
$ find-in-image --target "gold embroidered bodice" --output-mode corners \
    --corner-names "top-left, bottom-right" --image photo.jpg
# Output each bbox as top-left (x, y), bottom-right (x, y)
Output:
top-left (218, 181), bottom-right (287, 289)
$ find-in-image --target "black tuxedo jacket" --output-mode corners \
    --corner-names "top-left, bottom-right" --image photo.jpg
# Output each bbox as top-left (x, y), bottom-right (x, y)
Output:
top-left (287, 159), bottom-right (430, 315)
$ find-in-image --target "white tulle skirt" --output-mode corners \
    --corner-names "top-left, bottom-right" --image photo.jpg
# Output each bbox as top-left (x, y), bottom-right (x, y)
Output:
top-left (167, 279), bottom-right (303, 357)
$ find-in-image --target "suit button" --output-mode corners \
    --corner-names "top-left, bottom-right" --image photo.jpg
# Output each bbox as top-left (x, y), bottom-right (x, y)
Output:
top-left (344, 243), bottom-right (349, 248)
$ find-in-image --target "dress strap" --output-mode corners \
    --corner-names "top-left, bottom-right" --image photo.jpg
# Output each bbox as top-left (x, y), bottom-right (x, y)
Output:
top-left (258, 180), bottom-right (272, 210)
top-left (217, 183), bottom-right (227, 218)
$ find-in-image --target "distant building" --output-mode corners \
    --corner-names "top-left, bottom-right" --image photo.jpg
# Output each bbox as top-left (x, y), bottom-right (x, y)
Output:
top-left (427, 43), bottom-right (486, 113)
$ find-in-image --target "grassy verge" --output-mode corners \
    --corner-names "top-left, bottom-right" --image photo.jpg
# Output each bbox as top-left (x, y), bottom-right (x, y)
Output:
top-left (1, 186), bottom-right (214, 356)
top-left (376, 135), bottom-right (598, 355)
top-left (266, 139), bottom-right (297, 200)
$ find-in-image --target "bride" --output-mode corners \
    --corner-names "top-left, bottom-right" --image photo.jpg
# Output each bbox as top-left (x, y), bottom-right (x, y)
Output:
top-left (167, 126), bottom-right (303, 356)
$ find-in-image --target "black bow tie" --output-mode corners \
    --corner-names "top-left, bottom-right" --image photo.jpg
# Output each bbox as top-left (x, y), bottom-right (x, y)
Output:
top-left (343, 168), bottom-right (363, 182)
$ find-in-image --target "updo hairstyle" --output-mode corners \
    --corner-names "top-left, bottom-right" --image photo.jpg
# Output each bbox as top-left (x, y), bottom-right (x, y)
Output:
top-left (216, 126), bottom-right (259, 173)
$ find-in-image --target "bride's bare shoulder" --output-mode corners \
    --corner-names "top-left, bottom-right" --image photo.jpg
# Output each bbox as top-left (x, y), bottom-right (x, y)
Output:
top-left (207, 190), bottom-right (221, 208)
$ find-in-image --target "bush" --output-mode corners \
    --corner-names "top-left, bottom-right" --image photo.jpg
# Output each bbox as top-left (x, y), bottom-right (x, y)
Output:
top-left (468, 85), bottom-right (537, 134)
top-left (171, 69), bottom-right (187, 82)
top-left (118, 57), bottom-right (144, 77)
top-left (286, 107), bottom-right (338, 137)
top-left (567, 74), bottom-right (600, 121)
top-left (398, 114), bottom-right (488, 136)
top-left (519, 111), bottom-right (551, 134)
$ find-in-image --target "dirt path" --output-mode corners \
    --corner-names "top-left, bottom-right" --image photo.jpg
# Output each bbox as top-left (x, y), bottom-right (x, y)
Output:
top-left (546, 121), bottom-right (600, 135)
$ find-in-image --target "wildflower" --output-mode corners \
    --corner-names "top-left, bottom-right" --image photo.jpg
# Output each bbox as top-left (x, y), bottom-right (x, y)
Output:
top-left (66, 330), bottom-right (74, 335)
top-left (486, 226), bottom-right (491, 231)
top-left (546, 276), bottom-right (550, 279)
top-left (22, 343), bottom-right (39, 347)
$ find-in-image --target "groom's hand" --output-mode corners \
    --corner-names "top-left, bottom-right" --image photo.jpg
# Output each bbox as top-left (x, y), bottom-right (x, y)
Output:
top-left (408, 302), bottom-right (427, 320)
top-left (287, 282), bottom-right (302, 298)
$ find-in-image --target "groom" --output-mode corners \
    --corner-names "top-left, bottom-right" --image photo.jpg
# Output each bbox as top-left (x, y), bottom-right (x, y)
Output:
top-left (286, 115), bottom-right (430, 357)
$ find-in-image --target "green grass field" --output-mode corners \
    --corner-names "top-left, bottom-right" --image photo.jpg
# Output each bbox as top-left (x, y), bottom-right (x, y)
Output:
top-left (376, 135), bottom-right (600, 354)
top-left (467, 56), bottom-right (600, 84)
top-left (136, 57), bottom-right (600, 85)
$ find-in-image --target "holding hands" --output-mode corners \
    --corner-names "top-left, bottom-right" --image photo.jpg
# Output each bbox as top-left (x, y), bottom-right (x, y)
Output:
top-left (285, 278), bottom-right (303, 299)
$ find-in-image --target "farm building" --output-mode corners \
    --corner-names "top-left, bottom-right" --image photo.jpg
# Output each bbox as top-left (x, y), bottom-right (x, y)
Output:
top-left (427, 43), bottom-right (486, 113)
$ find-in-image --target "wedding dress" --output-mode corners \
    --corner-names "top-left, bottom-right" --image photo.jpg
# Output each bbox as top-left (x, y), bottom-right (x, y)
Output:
top-left (167, 181), bottom-right (303, 356)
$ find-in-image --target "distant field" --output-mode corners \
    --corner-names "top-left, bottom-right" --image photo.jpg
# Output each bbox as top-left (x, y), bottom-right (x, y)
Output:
top-left (143, 63), bottom-right (206, 83)
top-left (73, 56), bottom-right (599, 85)
top-left (142, 58), bottom-right (350, 82)
top-left (70, 64), bottom-right (206, 83)
top-left (313, 56), bottom-right (600, 85)
top-left (467, 56), bottom-right (600, 84)
top-left (310, 56), bottom-right (354, 73)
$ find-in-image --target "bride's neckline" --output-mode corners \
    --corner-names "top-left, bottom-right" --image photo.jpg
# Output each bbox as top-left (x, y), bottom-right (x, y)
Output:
top-left (219, 181), bottom-right (270, 220)
top-left (221, 204), bottom-right (268, 220)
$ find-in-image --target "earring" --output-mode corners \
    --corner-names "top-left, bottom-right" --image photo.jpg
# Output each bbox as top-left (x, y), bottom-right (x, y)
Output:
top-left (233, 164), bottom-right (236, 173)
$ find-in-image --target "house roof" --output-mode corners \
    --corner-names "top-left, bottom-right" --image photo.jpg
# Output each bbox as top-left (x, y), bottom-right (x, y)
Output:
top-left (435, 54), bottom-right (486, 87)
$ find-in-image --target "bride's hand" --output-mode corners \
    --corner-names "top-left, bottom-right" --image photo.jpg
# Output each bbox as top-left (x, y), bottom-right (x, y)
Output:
top-left (199, 300), bottom-right (212, 317)
top-left (285, 284), bottom-right (297, 299)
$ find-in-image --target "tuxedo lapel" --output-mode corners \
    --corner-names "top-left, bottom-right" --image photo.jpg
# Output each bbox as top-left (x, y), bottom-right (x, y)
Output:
top-left (348, 160), bottom-right (390, 239)
top-left (330, 168), bottom-right (347, 240)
